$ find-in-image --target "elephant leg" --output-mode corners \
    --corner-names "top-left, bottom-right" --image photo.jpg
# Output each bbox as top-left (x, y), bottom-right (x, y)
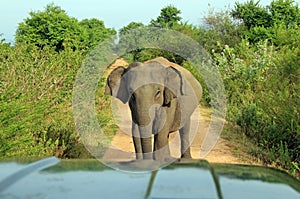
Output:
top-left (153, 129), bottom-right (171, 161)
top-left (179, 118), bottom-right (192, 159)
top-left (132, 123), bottom-right (143, 159)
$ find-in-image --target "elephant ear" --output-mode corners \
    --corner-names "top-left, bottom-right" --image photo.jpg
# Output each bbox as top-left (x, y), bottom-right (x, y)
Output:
top-left (105, 66), bottom-right (129, 103)
top-left (164, 66), bottom-right (185, 106)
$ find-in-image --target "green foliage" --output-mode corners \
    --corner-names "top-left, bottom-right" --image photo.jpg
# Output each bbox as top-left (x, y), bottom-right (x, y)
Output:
top-left (213, 34), bottom-right (299, 174)
top-left (0, 43), bottom-right (117, 158)
top-left (231, 0), bottom-right (300, 43)
top-left (119, 22), bottom-right (145, 35)
top-left (79, 18), bottom-right (116, 50)
top-left (172, 22), bottom-right (200, 40)
top-left (15, 4), bottom-right (87, 51)
top-left (119, 6), bottom-right (185, 63)
top-left (213, 40), bottom-right (273, 103)
top-left (263, 46), bottom-right (300, 166)
top-left (272, 24), bottom-right (300, 47)
top-left (0, 44), bottom-right (82, 157)
top-left (150, 5), bottom-right (182, 28)
top-left (231, 0), bottom-right (272, 29)
top-left (15, 4), bottom-right (115, 52)
top-left (0, 100), bottom-right (46, 157)
top-left (119, 21), bottom-right (184, 63)
top-left (196, 9), bottom-right (244, 53)
top-left (268, 0), bottom-right (300, 27)
top-left (118, 22), bottom-right (146, 61)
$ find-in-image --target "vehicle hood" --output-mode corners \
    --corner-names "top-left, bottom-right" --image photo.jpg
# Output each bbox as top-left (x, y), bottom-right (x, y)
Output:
top-left (0, 157), bottom-right (299, 199)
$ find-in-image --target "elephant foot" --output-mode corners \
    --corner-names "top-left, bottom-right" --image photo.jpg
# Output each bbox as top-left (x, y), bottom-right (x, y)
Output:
top-left (181, 154), bottom-right (192, 159)
top-left (136, 153), bottom-right (143, 160)
top-left (143, 152), bottom-right (153, 160)
top-left (181, 148), bottom-right (192, 159)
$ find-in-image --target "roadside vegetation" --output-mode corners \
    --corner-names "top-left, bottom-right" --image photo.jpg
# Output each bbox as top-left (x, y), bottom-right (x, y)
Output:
top-left (0, 1), bottom-right (299, 177)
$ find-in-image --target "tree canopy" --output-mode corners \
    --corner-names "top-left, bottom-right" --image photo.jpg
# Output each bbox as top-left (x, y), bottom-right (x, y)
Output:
top-left (150, 5), bottom-right (182, 28)
top-left (79, 18), bottom-right (116, 49)
top-left (231, 0), bottom-right (300, 43)
top-left (15, 4), bottom-right (115, 52)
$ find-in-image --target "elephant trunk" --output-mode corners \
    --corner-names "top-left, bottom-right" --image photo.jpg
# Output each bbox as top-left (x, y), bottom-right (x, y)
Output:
top-left (134, 99), bottom-right (157, 127)
top-left (139, 125), bottom-right (153, 159)
top-left (136, 104), bottom-right (156, 159)
top-left (136, 108), bottom-right (151, 126)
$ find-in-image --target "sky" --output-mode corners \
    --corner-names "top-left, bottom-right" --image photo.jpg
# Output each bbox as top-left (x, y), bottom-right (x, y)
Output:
top-left (1, 0), bottom-right (276, 43)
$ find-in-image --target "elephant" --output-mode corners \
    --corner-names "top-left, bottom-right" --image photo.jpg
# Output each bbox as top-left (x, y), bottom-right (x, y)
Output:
top-left (105, 57), bottom-right (202, 161)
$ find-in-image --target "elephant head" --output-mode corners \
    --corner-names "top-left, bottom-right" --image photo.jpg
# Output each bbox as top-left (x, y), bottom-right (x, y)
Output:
top-left (105, 61), bottom-right (185, 126)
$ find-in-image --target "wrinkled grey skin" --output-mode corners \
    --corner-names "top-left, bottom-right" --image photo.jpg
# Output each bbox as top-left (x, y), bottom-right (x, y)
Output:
top-left (105, 58), bottom-right (202, 161)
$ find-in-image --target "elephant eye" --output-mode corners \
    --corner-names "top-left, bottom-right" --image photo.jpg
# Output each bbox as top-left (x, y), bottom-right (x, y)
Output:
top-left (130, 93), bottom-right (136, 102)
top-left (155, 89), bottom-right (161, 98)
top-left (129, 88), bottom-right (134, 95)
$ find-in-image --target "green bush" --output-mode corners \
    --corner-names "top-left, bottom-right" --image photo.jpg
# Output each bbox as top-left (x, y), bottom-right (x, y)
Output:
top-left (0, 44), bottom-right (97, 158)
top-left (212, 35), bottom-right (299, 174)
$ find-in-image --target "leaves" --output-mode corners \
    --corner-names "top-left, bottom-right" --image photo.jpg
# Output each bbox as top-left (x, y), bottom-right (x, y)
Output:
top-left (15, 3), bottom-right (115, 52)
top-left (231, 0), bottom-right (300, 43)
top-left (79, 18), bottom-right (116, 50)
top-left (150, 5), bottom-right (182, 29)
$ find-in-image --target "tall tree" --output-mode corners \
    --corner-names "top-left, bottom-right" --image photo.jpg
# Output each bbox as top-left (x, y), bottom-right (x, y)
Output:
top-left (150, 5), bottom-right (182, 28)
top-left (15, 4), bottom-right (116, 52)
top-left (15, 4), bottom-right (87, 51)
top-left (231, 0), bottom-right (272, 29)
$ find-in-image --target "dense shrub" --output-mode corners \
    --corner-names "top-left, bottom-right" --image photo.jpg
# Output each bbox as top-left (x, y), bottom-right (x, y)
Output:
top-left (213, 37), bottom-right (299, 174)
top-left (0, 44), bottom-right (98, 158)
